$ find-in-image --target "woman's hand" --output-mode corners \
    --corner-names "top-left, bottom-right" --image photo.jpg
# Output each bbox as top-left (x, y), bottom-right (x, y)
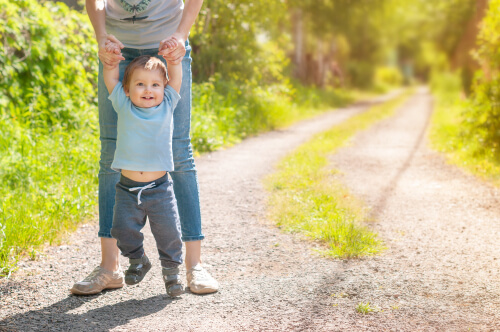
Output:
top-left (98, 34), bottom-right (125, 68)
top-left (158, 33), bottom-right (186, 65)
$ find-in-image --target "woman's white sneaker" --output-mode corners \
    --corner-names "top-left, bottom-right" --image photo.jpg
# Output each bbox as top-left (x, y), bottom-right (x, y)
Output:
top-left (186, 264), bottom-right (218, 294)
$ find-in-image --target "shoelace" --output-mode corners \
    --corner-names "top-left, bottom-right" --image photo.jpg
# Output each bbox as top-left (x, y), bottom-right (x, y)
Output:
top-left (129, 182), bottom-right (156, 205)
top-left (83, 268), bottom-right (105, 282)
top-left (191, 267), bottom-right (209, 280)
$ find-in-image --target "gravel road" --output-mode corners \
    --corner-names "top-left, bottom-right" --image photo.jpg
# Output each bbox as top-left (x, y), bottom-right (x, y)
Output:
top-left (0, 88), bottom-right (498, 331)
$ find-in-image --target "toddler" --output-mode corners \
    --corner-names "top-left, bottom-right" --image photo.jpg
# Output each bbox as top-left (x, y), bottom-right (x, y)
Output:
top-left (103, 38), bottom-right (183, 297)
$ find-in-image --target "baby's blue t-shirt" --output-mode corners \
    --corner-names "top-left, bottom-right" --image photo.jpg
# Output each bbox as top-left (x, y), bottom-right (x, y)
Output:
top-left (108, 82), bottom-right (181, 172)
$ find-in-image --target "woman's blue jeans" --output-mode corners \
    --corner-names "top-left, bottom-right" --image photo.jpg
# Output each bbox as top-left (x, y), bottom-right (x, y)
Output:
top-left (97, 41), bottom-right (204, 242)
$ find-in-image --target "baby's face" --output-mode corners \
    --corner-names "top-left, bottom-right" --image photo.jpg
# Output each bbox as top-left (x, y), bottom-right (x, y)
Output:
top-left (125, 68), bottom-right (165, 108)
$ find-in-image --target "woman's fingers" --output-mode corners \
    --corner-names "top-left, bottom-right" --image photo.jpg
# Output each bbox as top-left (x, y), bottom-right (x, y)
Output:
top-left (106, 34), bottom-right (124, 49)
top-left (98, 48), bottom-right (125, 66)
top-left (159, 46), bottom-right (185, 61)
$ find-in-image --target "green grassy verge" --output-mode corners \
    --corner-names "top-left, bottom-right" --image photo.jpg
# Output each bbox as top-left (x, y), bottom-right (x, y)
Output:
top-left (429, 73), bottom-right (500, 185)
top-left (190, 79), bottom-right (356, 153)
top-left (265, 90), bottom-right (411, 258)
top-left (0, 119), bottom-right (99, 277)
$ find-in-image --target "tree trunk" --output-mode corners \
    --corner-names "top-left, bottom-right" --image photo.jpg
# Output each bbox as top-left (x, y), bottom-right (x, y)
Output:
top-left (292, 8), bottom-right (305, 80)
top-left (451, 0), bottom-right (489, 94)
top-left (317, 40), bottom-right (325, 88)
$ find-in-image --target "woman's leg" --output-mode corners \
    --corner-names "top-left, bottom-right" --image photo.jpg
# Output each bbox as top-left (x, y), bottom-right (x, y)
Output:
top-left (96, 57), bottom-right (121, 271)
top-left (184, 240), bottom-right (201, 269)
top-left (169, 42), bottom-right (218, 293)
top-left (100, 237), bottom-right (120, 271)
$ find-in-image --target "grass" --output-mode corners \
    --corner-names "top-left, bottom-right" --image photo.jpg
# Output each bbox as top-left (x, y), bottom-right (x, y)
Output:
top-left (356, 302), bottom-right (380, 314)
top-left (191, 79), bottom-right (356, 154)
top-left (429, 73), bottom-right (500, 185)
top-left (0, 118), bottom-right (99, 277)
top-left (265, 90), bottom-right (411, 258)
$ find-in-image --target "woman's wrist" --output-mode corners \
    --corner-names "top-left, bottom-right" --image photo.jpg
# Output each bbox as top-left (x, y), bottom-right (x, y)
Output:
top-left (172, 31), bottom-right (187, 43)
top-left (97, 34), bottom-right (109, 48)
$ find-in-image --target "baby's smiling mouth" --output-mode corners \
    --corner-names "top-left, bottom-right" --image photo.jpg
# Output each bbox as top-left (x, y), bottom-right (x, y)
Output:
top-left (142, 96), bottom-right (154, 100)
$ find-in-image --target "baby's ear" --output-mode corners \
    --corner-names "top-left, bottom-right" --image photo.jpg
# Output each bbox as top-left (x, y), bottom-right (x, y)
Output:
top-left (124, 86), bottom-right (130, 96)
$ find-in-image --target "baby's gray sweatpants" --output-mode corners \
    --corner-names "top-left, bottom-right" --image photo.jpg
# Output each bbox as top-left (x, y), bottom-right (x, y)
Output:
top-left (111, 173), bottom-right (182, 268)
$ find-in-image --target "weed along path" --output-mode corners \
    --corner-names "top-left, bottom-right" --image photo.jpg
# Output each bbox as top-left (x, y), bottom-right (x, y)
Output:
top-left (0, 88), bottom-right (498, 331)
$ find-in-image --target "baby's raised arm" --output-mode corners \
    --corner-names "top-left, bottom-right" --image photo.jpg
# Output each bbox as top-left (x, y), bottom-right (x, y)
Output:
top-left (161, 37), bottom-right (182, 93)
top-left (103, 40), bottom-right (125, 94)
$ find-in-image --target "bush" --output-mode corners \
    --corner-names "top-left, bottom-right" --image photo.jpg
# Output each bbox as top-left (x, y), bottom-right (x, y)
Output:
top-left (0, 0), bottom-right (99, 275)
top-left (0, 0), bottom-right (98, 131)
top-left (191, 76), bottom-right (354, 153)
top-left (373, 66), bottom-right (403, 92)
top-left (461, 0), bottom-right (500, 156)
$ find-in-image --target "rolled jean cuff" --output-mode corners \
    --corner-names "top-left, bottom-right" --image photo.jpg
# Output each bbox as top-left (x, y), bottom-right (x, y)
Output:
top-left (182, 235), bottom-right (205, 242)
top-left (98, 231), bottom-right (113, 239)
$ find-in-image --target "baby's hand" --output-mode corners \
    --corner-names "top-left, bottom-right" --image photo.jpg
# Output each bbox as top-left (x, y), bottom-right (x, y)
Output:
top-left (99, 35), bottom-right (124, 70)
top-left (159, 37), bottom-right (181, 64)
top-left (158, 35), bottom-right (184, 65)
top-left (105, 40), bottom-right (122, 55)
top-left (159, 37), bottom-right (178, 52)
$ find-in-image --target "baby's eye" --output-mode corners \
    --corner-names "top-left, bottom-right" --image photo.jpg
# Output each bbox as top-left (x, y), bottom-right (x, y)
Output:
top-left (153, 83), bottom-right (160, 87)
top-left (137, 82), bottom-right (144, 86)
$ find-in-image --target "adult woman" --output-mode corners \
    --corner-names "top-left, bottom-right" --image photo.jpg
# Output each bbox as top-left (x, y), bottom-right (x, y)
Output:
top-left (71, 0), bottom-right (218, 295)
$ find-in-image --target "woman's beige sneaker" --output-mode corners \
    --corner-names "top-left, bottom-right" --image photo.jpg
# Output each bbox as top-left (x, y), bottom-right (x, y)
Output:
top-left (186, 264), bottom-right (219, 294)
top-left (70, 266), bottom-right (124, 295)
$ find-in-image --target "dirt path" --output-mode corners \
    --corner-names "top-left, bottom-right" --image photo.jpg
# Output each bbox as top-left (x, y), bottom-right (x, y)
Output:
top-left (1, 89), bottom-right (499, 331)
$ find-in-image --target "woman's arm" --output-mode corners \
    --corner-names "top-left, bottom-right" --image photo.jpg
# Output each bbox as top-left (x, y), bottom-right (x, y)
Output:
top-left (158, 0), bottom-right (204, 64)
top-left (85, 0), bottom-right (107, 48)
top-left (174, 0), bottom-right (204, 41)
top-left (86, 0), bottom-right (124, 67)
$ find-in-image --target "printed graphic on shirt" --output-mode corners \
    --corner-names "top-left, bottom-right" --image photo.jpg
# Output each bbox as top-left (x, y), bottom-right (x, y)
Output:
top-left (118, 0), bottom-right (151, 23)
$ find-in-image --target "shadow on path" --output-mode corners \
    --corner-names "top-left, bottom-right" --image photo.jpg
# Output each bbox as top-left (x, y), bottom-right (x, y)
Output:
top-left (0, 292), bottom-right (172, 331)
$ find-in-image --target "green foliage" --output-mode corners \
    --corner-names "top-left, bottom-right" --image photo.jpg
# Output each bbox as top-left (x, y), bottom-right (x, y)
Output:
top-left (0, 0), bottom-right (98, 131)
top-left (190, 1), bottom-right (289, 83)
top-left (429, 72), bottom-right (465, 154)
top-left (373, 66), bottom-right (404, 93)
top-left (430, 71), bottom-right (500, 185)
top-left (460, 0), bottom-right (500, 156)
top-left (430, 0), bottom-right (500, 184)
top-left (191, 76), bottom-right (354, 153)
top-left (191, 77), bottom-right (291, 152)
top-left (0, 120), bottom-right (99, 276)
top-left (0, 0), bottom-right (99, 275)
top-left (430, 1), bottom-right (500, 189)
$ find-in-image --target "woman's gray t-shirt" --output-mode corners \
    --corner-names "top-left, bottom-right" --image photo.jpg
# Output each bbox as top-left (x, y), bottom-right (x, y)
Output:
top-left (105, 0), bottom-right (183, 49)
top-left (108, 82), bottom-right (181, 172)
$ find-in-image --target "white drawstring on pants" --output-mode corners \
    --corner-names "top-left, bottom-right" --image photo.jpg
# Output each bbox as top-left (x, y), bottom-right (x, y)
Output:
top-left (129, 182), bottom-right (156, 205)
